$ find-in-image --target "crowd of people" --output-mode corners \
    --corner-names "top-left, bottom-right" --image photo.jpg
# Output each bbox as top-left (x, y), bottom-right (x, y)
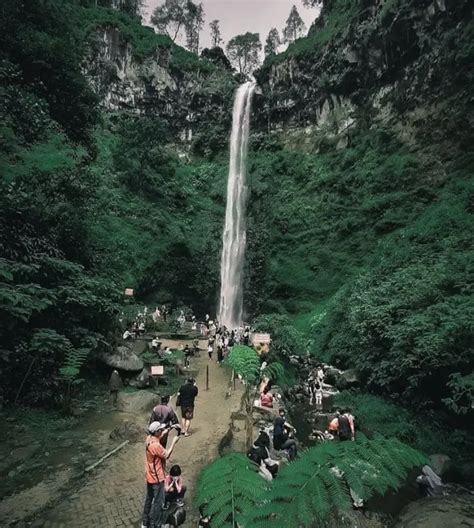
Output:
top-left (118, 307), bottom-right (360, 526)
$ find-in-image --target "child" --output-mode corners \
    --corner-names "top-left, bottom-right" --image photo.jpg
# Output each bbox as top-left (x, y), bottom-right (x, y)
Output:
top-left (164, 464), bottom-right (186, 508)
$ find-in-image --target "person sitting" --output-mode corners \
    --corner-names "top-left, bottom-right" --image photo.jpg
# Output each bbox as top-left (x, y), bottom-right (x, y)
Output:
top-left (123, 329), bottom-right (133, 341)
top-left (273, 408), bottom-right (297, 460)
top-left (151, 337), bottom-right (160, 351)
top-left (260, 386), bottom-right (274, 408)
top-left (338, 409), bottom-right (355, 441)
top-left (248, 431), bottom-right (279, 480)
top-left (164, 464), bottom-right (186, 508)
top-left (416, 465), bottom-right (444, 497)
top-left (328, 410), bottom-right (340, 435)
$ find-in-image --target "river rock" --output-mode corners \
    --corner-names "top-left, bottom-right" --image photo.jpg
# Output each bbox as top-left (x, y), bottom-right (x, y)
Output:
top-left (335, 368), bottom-right (361, 390)
top-left (98, 346), bottom-right (144, 372)
top-left (428, 454), bottom-right (452, 478)
top-left (129, 366), bottom-right (153, 389)
top-left (110, 420), bottom-right (144, 443)
top-left (324, 367), bottom-right (343, 386)
top-left (393, 493), bottom-right (474, 528)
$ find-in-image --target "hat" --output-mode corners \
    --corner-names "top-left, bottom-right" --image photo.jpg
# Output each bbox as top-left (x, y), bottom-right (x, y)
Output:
top-left (148, 421), bottom-right (166, 434)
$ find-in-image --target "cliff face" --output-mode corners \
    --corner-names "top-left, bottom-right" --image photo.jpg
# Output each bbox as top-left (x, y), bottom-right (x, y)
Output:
top-left (84, 24), bottom-right (236, 143)
top-left (255, 0), bottom-right (472, 150)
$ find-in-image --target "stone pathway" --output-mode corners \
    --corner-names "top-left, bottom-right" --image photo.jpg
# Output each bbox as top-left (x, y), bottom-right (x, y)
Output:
top-left (21, 352), bottom-right (242, 528)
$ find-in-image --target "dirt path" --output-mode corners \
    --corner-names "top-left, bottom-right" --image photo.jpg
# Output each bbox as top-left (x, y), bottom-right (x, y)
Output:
top-left (25, 344), bottom-right (242, 528)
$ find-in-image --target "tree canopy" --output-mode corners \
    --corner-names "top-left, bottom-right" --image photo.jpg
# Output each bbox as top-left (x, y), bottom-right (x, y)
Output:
top-left (209, 19), bottom-right (223, 47)
top-left (264, 28), bottom-right (281, 56)
top-left (283, 5), bottom-right (307, 43)
top-left (226, 32), bottom-right (262, 76)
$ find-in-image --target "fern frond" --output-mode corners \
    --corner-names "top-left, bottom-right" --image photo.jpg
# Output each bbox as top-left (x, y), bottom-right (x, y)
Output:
top-left (194, 453), bottom-right (264, 526)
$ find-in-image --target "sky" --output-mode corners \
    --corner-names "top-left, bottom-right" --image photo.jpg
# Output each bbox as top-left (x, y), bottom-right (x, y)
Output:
top-left (144, 0), bottom-right (319, 50)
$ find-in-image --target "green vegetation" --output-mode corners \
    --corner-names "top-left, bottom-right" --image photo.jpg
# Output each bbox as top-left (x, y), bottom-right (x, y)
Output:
top-left (197, 435), bottom-right (425, 527)
top-left (0, 0), bottom-right (232, 406)
top-left (334, 392), bottom-right (474, 467)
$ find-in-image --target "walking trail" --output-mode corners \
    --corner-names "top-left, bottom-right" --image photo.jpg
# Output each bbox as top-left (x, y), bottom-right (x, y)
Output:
top-left (34, 343), bottom-right (243, 528)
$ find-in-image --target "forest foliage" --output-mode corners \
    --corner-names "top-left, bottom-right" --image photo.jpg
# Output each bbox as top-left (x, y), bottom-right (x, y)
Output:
top-left (196, 436), bottom-right (425, 528)
top-left (0, 0), bottom-right (230, 405)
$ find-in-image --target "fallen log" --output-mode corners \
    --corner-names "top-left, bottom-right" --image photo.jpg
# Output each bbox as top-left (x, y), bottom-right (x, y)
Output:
top-left (85, 440), bottom-right (130, 472)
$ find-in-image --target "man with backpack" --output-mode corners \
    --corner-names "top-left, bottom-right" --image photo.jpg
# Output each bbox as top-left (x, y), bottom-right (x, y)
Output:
top-left (149, 395), bottom-right (179, 447)
top-left (338, 409), bottom-right (355, 441)
top-left (177, 378), bottom-right (198, 437)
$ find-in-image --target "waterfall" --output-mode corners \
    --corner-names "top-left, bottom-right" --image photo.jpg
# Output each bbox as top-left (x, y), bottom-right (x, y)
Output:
top-left (218, 82), bottom-right (256, 329)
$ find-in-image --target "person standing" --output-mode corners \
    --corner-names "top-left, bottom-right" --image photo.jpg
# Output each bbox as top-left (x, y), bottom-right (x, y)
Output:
top-left (109, 369), bottom-right (122, 407)
top-left (183, 344), bottom-right (191, 368)
top-left (149, 395), bottom-right (179, 447)
top-left (177, 378), bottom-right (198, 437)
top-left (260, 386), bottom-right (274, 408)
top-left (141, 421), bottom-right (180, 528)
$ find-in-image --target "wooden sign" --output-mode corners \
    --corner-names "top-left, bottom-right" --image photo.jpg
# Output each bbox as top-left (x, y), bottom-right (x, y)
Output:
top-left (151, 365), bottom-right (164, 376)
top-left (252, 333), bottom-right (271, 345)
top-left (124, 288), bottom-right (134, 296)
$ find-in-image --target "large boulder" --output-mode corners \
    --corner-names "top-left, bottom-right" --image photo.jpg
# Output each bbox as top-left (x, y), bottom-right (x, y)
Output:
top-left (120, 390), bottom-right (160, 414)
top-left (109, 420), bottom-right (144, 443)
top-left (393, 493), bottom-right (474, 528)
top-left (428, 454), bottom-right (453, 478)
top-left (324, 367), bottom-right (343, 386)
top-left (98, 345), bottom-right (144, 372)
top-left (129, 366), bottom-right (153, 389)
top-left (335, 368), bottom-right (361, 390)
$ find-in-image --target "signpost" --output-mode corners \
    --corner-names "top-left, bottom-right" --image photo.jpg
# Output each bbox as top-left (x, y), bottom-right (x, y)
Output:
top-left (251, 333), bottom-right (271, 346)
top-left (151, 365), bottom-right (164, 388)
top-left (151, 365), bottom-right (164, 376)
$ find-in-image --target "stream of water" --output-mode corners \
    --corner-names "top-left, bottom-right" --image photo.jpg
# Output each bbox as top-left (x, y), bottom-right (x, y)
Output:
top-left (218, 82), bottom-right (255, 329)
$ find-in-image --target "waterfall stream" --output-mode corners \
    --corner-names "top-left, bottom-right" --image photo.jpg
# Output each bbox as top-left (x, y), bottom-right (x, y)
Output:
top-left (218, 82), bottom-right (256, 329)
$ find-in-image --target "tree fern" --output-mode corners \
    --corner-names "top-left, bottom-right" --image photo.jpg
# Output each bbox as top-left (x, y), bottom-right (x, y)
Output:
top-left (226, 345), bottom-right (261, 383)
top-left (195, 453), bottom-right (266, 528)
top-left (59, 347), bottom-right (90, 382)
top-left (242, 435), bottom-right (426, 527)
top-left (59, 346), bottom-right (90, 413)
top-left (226, 346), bottom-right (285, 448)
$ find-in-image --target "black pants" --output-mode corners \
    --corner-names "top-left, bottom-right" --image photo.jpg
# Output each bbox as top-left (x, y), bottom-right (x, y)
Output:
top-left (165, 485), bottom-right (187, 504)
top-left (275, 437), bottom-right (297, 460)
top-left (142, 481), bottom-right (165, 528)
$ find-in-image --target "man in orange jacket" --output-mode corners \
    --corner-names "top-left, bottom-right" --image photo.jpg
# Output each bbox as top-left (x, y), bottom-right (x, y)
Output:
top-left (141, 421), bottom-right (181, 528)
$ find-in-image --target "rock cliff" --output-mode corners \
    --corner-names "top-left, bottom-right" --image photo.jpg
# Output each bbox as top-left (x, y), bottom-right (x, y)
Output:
top-left (84, 18), bottom-right (236, 144)
top-left (255, 0), bottom-right (472, 149)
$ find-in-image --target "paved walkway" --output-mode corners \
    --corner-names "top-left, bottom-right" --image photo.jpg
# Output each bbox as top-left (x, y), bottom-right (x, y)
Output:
top-left (35, 353), bottom-right (242, 528)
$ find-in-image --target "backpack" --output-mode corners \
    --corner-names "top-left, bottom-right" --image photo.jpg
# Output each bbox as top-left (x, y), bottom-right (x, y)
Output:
top-left (338, 415), bottom-right (351, 436)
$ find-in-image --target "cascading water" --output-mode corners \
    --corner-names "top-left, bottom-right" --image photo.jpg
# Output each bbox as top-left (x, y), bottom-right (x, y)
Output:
top-left (218, 82), bottom-right (256, 329)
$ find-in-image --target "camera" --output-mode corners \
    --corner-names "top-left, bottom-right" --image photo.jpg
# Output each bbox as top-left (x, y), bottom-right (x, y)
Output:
top-left (171, 423), bottom-right (183, 436)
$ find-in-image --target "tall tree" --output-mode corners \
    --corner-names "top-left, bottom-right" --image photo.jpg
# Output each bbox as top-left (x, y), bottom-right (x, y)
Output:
top-left (226, 32), bottom-right (262, 76)
top-left (184, 1), bottom-right (204, 54)
top-left (151, 0), bottom-right (204, 52)
top-left (283, 5), bottom-right (306, 44)
top-left (151, 0), bottom-right (187, 42)
top-left (264, 27), bottom-right (281, 56)
top-left (209, 19), bottom-right (223, 48)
